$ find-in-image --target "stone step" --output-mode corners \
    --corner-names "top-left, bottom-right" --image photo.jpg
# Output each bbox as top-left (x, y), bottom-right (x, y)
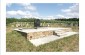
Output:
top-left (54, 28), bottom-right (72, 36)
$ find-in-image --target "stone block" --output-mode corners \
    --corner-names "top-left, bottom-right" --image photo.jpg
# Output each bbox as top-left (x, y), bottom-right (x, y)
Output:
top-left (27, 31), bottom-right (53, 40)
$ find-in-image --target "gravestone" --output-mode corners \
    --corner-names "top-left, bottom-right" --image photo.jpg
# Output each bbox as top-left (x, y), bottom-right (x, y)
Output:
top-left (34, 19), bottom-right (40, 29)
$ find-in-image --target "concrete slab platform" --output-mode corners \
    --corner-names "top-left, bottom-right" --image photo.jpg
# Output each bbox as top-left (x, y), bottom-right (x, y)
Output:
top-left (14, 27), bottom-right (71, 33)
top-left (14, 27), bottom-right (78, 46)
top-left (29, 32), bottom-right (78, 46)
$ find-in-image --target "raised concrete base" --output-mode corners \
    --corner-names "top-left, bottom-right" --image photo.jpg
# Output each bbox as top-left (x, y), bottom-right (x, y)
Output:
top-left (14, 27), bottom-right (78, 46)
top-left (14, 27), bottom-right (72, 40)
top-left (29, 32), bottom-right (78, 46)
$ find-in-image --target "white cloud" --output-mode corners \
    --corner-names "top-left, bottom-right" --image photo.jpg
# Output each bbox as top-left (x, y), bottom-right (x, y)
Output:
top-left (21, 3), bottom-right (31, 6)
top-left (6, 3), bottom-right (79, 19)
top-left (7, 10), bottom-right (40, 18)
top-left (23, 14), bottom-right (33, 18)
top-left (17, 10), bottom-right (27, 15)
top-left (6, 3), bottom-right (39, 18)
top-left (23, 13), bottom-right (39, 18)
top-left (7, 10), bottom-right (31, 18)
top-left (61, 3), bottom-right (79, 18)
top-left (69, 4), bottom-right (79, 13)
top-left (56, 14), bottom-right (65, 18)
top-left (66, 12), bottom-right (79, 18)
top-left (31, 12), bottom-right (40, 16)
top-left (42, 16), bottom-right (55, 20)
top-left (62, 4), bottom-right (79, 13)
top-left (24, 5), bottom-right (36, 11)
top-left (7, 11), bottom-right (17, 15)
top-left (6, 3), bottom-right (37, 18)
top-left (62, 9), bottom-right (70, 12)
top-left (20, 3), bottom-right (36, 11)
top-left (47, 16), bottom-right (54, 18)
top-left (56, 14), bottom-right (72, 18)
top-left (6, 3), bottom-right (36, 11)
top-left (7, 10), bottom-right (27, 15)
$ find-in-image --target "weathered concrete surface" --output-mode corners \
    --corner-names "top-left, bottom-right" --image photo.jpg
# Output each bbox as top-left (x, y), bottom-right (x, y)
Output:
top-left (29, 32), bottom-right (78, 46)
top-left (27, 31), bottom-right (53, 40)
top-left (14, 27), bottom-right (78, 46)
top-left (14, 27), bottom-right (72, 40)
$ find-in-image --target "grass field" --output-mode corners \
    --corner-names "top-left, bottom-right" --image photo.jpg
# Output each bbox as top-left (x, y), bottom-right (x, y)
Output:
top-left (6, 27), bottom-right (79, 52)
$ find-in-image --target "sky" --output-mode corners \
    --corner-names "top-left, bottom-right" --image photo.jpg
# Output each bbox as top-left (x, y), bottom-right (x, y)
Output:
top-left (6, 3), bottom-right (79, 19)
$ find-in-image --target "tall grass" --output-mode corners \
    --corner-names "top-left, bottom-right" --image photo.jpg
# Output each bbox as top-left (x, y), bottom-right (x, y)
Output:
top-left (6, 27), bottom-right (79, 52)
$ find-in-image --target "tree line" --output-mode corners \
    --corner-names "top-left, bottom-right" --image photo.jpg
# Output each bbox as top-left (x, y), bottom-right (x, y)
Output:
top-left (6, 18), bottom-right (79, 25)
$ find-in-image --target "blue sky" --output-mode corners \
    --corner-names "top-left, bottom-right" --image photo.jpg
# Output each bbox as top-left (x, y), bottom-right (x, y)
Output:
top-left (6, 3), bottom-right (79, 19)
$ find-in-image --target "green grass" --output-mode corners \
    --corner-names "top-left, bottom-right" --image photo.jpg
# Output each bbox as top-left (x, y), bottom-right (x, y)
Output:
top-left (6, 27), bottom-right (79, 52)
